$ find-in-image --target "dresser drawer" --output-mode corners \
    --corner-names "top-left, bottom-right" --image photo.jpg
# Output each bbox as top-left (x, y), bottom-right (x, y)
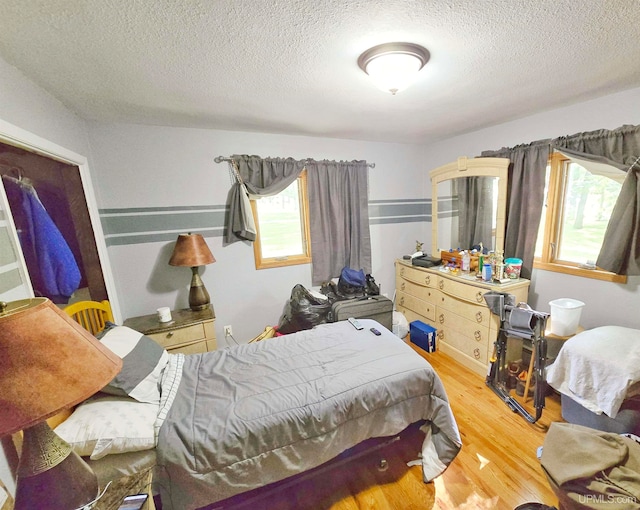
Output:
top-left (147, 322), bottom-right (206, 349)
top-left (397, 278), bottom-right (436, 303)
top-left (396, 291), bottom-right (436, 321)
top-left (438, 326), bottom-right (489, 364)
top-left (437, 293), bottom-right (493, 328)
top-left (437, 276), bottom-right (487, 305)
top-left (396, 264), bottom-right (436, 288)
top-left (435, 308), bottom-right (490, 347)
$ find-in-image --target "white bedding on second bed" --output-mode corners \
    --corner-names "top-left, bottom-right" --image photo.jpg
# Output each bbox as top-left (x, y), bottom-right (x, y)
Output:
top-left (546, 326), bottom-right (640, 418)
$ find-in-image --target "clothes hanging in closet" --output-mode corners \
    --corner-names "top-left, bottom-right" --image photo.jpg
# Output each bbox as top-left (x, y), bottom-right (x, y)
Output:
top-left (2, 175), bottom-right (81, 303)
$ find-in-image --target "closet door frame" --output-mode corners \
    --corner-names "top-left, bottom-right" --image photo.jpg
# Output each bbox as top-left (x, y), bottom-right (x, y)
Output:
top-left (0, 118), bottom-right (122, 322)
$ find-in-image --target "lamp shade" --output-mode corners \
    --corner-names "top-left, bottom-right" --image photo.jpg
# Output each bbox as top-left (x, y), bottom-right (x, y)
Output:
top-left (0, 298), bottom-right (122, 437)
top-left (169, 233), bottom-right (216, 267)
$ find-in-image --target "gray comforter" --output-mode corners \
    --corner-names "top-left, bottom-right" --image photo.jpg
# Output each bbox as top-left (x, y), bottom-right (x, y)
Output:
top-left (155, 319), bottom-right (461, 510)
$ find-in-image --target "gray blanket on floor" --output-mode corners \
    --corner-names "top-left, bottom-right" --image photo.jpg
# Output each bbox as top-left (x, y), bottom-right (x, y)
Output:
top-left (155, 319), bottom-right (461, 510)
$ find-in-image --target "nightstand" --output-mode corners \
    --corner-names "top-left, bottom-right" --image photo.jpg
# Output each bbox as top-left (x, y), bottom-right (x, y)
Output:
top-left (123, 306), bottom-right (217, 354)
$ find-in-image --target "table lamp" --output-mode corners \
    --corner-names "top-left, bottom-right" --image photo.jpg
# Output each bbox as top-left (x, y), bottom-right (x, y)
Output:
top-left (168, 232), bottom-right (216, 311)
top-left (0, 298), bottom-right (122, 510)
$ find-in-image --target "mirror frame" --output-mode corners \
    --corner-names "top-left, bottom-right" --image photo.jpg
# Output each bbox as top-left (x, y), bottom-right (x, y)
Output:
top-left (430, 156), bottom-right (510, 258)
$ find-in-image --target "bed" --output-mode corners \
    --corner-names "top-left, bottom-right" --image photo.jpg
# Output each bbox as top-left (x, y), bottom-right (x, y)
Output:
top-left (546, 325), bottom-right (640, 435)
top-left (55, 318), bottom-right (461, 510)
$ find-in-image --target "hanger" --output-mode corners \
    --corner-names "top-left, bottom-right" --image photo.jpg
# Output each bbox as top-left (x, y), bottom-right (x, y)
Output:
top-left (0, 163), bottom-right (33, 187)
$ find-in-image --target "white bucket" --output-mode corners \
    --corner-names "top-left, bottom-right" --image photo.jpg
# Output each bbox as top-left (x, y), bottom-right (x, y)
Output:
top-left (549, 298), bottom-right (585, 336)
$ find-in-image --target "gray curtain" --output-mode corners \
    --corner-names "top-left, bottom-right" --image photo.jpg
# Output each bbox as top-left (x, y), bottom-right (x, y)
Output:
top-left (224, 155), bottom-right (372, 285)
top-left (481, 141), bottom-right (551, 279)
top-left (225, 155), bottom-right (305, 243)
top-left (306, 160), bottom-right (372, 285)
top-left (456, 176), bottom-right (495, 251)
top-left (551, 125), bottom-right (640, 275)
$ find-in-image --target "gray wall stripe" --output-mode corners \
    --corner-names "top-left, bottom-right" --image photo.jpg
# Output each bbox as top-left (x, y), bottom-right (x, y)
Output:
top-left (101, 210), bottom-right (226, 235)
top-left (100, 200), bottom-right (438, 246)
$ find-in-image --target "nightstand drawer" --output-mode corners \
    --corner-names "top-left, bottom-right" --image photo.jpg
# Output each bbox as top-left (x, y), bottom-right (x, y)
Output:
top-left (147, 323), bottom-right (206, 349)
top-left (168, 338), bottom-right (212, 354)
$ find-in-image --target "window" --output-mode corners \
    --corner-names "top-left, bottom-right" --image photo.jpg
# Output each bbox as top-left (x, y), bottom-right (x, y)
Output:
top-left (534, 152), bottom-right (626, 282)
top-left (250, 170), bottom-right (311, 269)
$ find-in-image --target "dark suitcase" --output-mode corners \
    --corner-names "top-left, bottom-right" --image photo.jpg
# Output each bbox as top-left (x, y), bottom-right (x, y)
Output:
top-left (329, 295), bottom-right (393, 331)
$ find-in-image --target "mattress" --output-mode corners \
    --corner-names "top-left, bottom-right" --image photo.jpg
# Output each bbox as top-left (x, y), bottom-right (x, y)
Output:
top-left (155, 319), bottom-right (461, 510)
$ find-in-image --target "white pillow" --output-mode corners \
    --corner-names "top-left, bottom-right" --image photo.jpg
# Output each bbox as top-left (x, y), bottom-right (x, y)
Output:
top-left (55, 395), bottom-right (158, 460)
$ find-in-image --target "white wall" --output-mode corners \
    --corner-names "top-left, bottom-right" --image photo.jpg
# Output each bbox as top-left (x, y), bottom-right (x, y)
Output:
top-left (0, 57), bottom-right (95, 498)
top-left (0, 58), bottom-right (90, 156)
top-left (86, 122), bottom-right (429, 343)
top-left (421, 87), bottom-right (640, 329)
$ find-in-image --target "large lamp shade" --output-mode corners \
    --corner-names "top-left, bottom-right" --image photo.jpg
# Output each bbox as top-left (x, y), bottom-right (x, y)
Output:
top-left (0, 298), bottom-right (122, 509)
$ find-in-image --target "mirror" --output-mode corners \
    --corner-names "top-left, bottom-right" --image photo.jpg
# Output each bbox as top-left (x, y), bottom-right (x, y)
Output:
top-left (430, 156), bottom-right (510, 258)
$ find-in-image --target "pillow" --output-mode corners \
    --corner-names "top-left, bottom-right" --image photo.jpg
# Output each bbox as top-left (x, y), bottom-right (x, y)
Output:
top-left (54, 395), bottom-right (157, 460)
top-left (98, 325), bottom-right (169, 404)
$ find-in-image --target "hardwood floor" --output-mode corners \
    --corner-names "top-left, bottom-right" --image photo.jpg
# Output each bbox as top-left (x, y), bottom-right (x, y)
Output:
top-left (417, 346), bottom-right (562, 510)
top-left (163, 345), bottom-right (563, 510)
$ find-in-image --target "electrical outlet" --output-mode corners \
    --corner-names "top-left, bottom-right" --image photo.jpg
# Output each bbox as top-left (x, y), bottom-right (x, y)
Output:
top-left (224, 325), bottom-right (233, 337)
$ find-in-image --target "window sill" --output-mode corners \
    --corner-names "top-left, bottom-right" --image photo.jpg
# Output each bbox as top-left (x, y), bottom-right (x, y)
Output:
top-left (533, 261), bottom-right (627, 283)
top-left (255, 256), bottom-right (311, 270)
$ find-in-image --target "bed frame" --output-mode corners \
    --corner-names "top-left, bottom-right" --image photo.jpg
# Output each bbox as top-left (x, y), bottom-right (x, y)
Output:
top-left (561, 394), bottom-right (640, 436)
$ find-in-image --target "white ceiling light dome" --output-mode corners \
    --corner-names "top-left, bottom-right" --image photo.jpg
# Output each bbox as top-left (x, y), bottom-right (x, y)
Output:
top-left (358, 42), bottom-right (430, 95)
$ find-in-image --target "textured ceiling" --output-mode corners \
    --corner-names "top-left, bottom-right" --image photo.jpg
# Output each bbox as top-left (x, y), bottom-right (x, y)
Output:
top-left (1, 0), bottom-right (640, 144)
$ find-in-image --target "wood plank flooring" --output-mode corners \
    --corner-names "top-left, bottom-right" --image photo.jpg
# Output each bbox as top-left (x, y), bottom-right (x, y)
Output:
top-left (161, 345), bottom-right (564, 510)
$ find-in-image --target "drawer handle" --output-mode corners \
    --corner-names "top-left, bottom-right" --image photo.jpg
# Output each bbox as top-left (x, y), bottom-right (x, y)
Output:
top-left (438, 280), bottom-right (444, 290)
top-left (437, 330), bottom-right (444, 340)
top-left (476, 291), bottom-right (484, 303)
top-left (401, 282), bottom-right (406, 291)
top-left (475, 311), bottom-right (483, 323)
top-left (473, 348), bottom-right (481, 359)
top-left (400, 268), bottom-right (405, 276)
top-left (474, 330), bottom-right (482, 342)
top-left (438, 313), bottom-right (445, 324)
top-left (399, 296), bottom-right (405, 306)
top-left (166, 331), bottom-right (174, 338)
top-left (425, 275), bottom-right (431, 285)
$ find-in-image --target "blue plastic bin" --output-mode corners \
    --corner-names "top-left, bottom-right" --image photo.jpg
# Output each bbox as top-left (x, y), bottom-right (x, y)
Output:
top-left (410, 320), bottom-right (437, 353)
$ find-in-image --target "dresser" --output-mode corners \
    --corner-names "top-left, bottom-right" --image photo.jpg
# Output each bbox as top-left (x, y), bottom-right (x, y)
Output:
top-left (396, 259), bottom-right (529, 376)
top-left (123, 306), bottom-right (217, 354)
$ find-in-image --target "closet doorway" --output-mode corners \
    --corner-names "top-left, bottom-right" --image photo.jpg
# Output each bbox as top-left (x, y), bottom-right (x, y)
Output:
top-left (0, 119), bottom-right (122, 322)
top-left (0, 140), bottom-right (109, 308)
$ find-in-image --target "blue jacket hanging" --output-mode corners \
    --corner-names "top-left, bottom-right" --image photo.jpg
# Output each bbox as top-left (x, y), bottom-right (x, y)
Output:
top-left (2, 175), bottom-right (81, 302)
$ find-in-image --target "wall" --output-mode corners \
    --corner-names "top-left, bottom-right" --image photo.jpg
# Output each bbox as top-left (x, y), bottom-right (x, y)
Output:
top-left (86, 122), bottom-right (429, 344)
top-left (0, 58), bottom-right (90, 156)
top-left (0, 57), bottom-right (96, 498)
top-left (421, 87), bottom-right (640, 329)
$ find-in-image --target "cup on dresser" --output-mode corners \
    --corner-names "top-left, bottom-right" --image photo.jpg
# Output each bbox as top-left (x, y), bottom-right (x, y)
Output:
top-left (157, 306), bottom-right (172, 323)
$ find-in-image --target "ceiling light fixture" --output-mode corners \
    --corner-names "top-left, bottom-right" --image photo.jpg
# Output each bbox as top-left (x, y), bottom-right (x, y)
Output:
top-left (358, 42), bottom-right (430, 95)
